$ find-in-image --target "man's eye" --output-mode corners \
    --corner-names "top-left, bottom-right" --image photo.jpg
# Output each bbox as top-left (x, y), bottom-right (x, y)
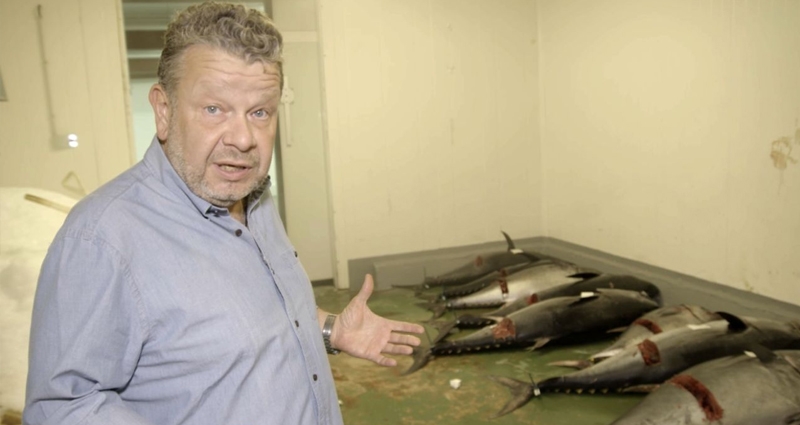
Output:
top-left (253, 109), bottom-right (268, 118)
top-left (205, 106), bottom-right (219, 114)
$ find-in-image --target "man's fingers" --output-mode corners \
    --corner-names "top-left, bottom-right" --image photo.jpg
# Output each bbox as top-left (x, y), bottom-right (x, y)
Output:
top-left (388, 332), bottom-right (421, 347)
top-left (389, 319), bottom-right (425, 335)
top-left (373, 354), bottom-right (397, 367)
top-left (382, 342), bottom-right (414, 356)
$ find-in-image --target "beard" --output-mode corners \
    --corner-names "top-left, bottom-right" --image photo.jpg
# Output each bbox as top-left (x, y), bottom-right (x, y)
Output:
top-left (163, 118), bottom-right (269, 208)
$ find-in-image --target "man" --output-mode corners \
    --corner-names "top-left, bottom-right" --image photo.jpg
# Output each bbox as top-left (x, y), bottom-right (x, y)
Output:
top-left (24, 2), bottom-right (423, 424)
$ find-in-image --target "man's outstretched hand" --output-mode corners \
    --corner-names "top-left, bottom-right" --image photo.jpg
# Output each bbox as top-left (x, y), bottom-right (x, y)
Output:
top-left (327, 274), bottom-right (425, 367)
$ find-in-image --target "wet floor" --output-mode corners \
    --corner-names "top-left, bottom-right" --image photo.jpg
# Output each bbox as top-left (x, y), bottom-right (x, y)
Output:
top-left (317, 285), bottom-right (646, 425)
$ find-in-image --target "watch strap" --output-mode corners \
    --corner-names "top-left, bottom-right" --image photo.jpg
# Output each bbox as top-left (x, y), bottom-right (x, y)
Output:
top-left (322, 314), bottom-right (340, 355)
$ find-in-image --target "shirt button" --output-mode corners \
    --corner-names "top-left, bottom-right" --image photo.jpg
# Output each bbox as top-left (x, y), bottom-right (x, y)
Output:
top-left (294, 251), bottom-right (298, 257)
top-left (235, 229), bottom-right (243, 237)
top-left (295, 320), bottom-right (299, 328)
top-left (313, 374), bottom-right (318, 381)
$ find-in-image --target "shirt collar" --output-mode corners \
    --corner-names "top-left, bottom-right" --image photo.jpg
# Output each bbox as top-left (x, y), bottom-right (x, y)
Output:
top-left (142, 137), bottom-right (272, 218)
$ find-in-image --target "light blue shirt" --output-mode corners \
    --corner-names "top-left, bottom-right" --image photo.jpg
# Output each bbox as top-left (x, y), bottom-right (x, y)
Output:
top-left (24, 139), bottom-right (344, 425)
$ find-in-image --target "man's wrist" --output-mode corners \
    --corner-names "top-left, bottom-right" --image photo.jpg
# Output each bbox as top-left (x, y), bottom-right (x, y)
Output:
top-left (322, 314), bottom-right (340, 355)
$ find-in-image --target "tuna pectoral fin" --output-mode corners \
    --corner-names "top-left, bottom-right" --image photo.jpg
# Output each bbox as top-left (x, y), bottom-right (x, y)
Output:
top-left (525, 338), bottom-right (551, 352)
top-left (402, 346), bottom-right (433, 375)
top-left (606, 326), bottom-right (628, 334)
top-left (567, 272), bottom-right (601, 280)
top-left (621, 384), bottom-right (660, 393)
top-left (488, 375), bottom-right (539, 418)
top-left (547, 359), bottom-right (593, 370)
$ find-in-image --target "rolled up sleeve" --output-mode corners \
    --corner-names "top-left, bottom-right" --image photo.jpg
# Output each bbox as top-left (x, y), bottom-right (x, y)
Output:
top-left (24, 230), bottom-right (153, 425)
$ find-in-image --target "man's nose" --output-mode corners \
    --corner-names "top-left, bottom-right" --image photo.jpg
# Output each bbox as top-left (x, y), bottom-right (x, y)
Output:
top-left (224, 114), bottom-right (256, 151)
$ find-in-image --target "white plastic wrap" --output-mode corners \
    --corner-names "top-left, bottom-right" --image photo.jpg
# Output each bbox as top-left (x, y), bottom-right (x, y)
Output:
top-left (0, 188), bottom-right (76, 411)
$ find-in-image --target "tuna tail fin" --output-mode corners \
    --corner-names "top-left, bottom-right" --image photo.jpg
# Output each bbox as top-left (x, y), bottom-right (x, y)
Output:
top-left (501, 231), bottom-right (542, 262)
top-left (431, 320), bottom-right (459, 344)
top-left (716, 311), bottom-right (748, 332)
top-left (502, 230), bottom-right (517, 251)
top-left (488, 375), bottom-right (540, 418)
top-left (402, 346), bottom-right (433, 375)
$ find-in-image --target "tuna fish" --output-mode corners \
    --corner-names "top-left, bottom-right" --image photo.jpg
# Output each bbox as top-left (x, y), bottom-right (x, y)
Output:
top-left (609, 348), bottom-right (800, 425)
top-left (490, 314), bottom-right (800, 417)
top-left (404, 288), bottom-right (660, 375)
top-left (587, 304), bottom-right (721, 363)
top-left (434, 260), bottom-right (594, 313)
top-left (433, 275), bottom-right (661, 343)
top-left (414, 232), bottom-right (540, 289)
top-left (435, 260), bottom-right (545, 300)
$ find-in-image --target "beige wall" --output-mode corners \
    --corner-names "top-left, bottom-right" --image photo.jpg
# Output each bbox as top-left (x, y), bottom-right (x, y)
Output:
top-left (274, 0), bottom-right (336, 281)
top-left (0, 0), bottom-right (133, 198)
top-left (319, 0), bottom-right (543, 287)
top-left (539, 0), bottom-right (800, 304)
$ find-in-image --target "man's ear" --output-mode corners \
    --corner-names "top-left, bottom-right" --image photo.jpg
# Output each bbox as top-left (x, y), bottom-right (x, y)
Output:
top-left (149, 84), bottom-right (171, 141)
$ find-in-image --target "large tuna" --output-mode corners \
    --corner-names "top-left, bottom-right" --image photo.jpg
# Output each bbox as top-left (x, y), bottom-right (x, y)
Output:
top-left (432, 260), bottom-right (594, 315)
top-left (610, 348), bottom-right (800, 425)
top-left (414, 232), bottom-right (540, 289)
top-left (405, 288), bottom-right (660, 375)
top-left (490, 314), bottom-right (800, 417)
top-left (588, 304), bottom-right (720, 362)
top-left (433, 274), bottom-right (661, 343)
top-left (435, 260), bottom-right (546, 300)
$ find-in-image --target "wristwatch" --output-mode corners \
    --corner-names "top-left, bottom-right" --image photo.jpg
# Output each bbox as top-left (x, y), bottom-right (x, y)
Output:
top-left (322, 314), bottom-right (340, 355)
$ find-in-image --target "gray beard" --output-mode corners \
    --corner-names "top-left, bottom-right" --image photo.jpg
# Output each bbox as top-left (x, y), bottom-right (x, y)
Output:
top-left (162, 135), bottom-right (267, 208)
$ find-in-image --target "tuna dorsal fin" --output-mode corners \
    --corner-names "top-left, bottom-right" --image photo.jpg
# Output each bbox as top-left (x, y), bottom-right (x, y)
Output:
top-left (567, 272), bottom-right (601, 280)
top-left (501, 231), bottom-right (516, 251)
top-left (716, 311), bottom-right (748, 332)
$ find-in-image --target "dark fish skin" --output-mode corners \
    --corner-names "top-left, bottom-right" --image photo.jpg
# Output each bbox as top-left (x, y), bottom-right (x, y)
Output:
top-left (434, 289), bottom-right (659, 355)
top-left (590, 304), bottom-right (721, 362)
top-left (404, 289), bottom-right (659, 375)
top-left (609, 349), bottom-right (800, 425)
top-left (431, 275), bottom-right (660, 344)
top-left (418, 232), bottom-right (540, 288)
top-left (538, 316), bottom-right (800, 392)
top-left (443, 261), bottom-right (591, 311)
top-left (491, 274), bottom-right (661, 317)
top-left (437, 261), bottom-right (542, 300)
top-left (490, 315), bottom-right (800, 417)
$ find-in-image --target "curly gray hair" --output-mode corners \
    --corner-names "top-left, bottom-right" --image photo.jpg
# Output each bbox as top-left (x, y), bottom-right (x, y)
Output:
top-left (158, 1), bottom-right (283, 100)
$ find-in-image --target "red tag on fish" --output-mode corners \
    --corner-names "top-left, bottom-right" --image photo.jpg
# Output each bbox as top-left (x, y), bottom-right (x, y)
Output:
top-left (499, 279), bottom-right (509, 294)
top-left (669, 375), bottom-right (724, 421)
top-left (633, 318), bottom-right (663, 334)
top-left (527, 293), bottom-right (539, 305)
top-left (637, 339), bottom-right (661, 365)
top-left (492, 317), bottom-right (516, 340)
top-left (474, 256), bottom-right (484, 267)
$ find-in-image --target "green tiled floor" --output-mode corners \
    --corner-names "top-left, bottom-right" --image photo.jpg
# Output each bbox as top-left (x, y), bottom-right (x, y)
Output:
top-left (316, 285), bottom-right (646, 425)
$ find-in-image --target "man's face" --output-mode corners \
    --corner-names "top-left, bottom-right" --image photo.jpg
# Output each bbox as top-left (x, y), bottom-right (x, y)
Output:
top-left (151, 44), bottom-right (281, 207)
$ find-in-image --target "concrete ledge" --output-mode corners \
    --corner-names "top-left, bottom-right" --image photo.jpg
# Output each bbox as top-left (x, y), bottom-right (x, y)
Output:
top-left (348, 236), bottom-right (800, 322)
